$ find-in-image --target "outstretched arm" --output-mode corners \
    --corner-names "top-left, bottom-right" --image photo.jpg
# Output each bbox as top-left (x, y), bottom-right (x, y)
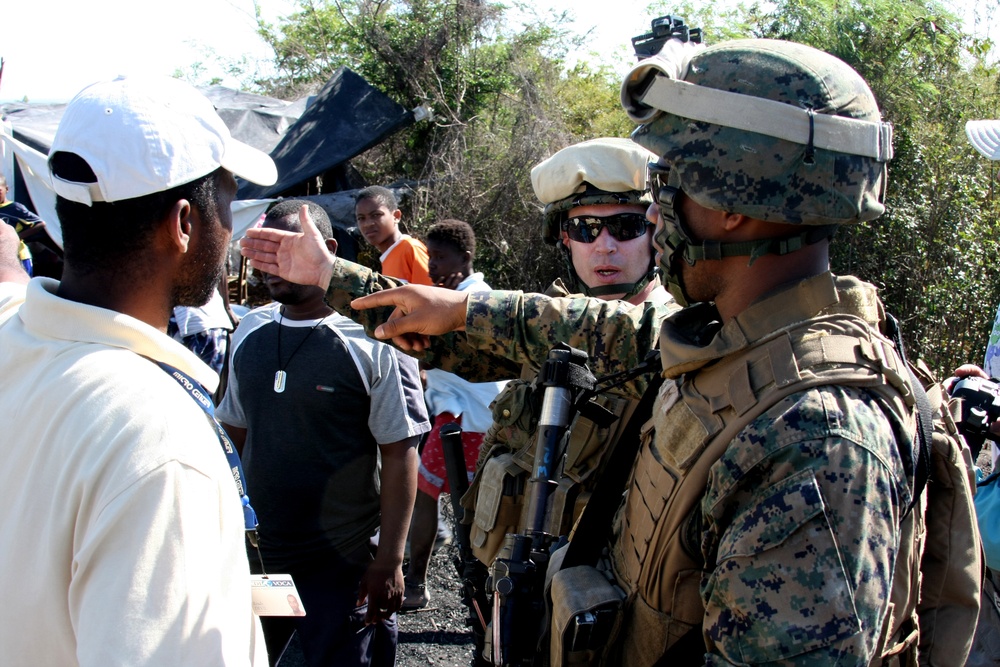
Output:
top-left (241, 208), bottom-right (521, 380)
top-left (351, 286), bottom-right (469, 351)
top-left (354, 287), bottom-right (676, 398)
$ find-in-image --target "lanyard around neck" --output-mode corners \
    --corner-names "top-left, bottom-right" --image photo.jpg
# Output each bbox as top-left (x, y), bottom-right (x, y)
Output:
top-left (154, 361), bottom-right (260, 544)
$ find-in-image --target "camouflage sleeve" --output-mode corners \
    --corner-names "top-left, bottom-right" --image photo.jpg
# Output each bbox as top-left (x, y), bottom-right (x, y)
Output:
top-left (324, 258), bottom-right (523, 382)
top-left (464, 290), bottom-right (675, 399)
top-left (701, 385), bottom-right (910, 665)
top-left (324, 257), bottom-right (402, 326)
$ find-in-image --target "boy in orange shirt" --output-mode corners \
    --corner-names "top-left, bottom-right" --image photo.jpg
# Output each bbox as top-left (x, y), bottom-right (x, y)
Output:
top-left (354, 186), bottom-right (432, 285)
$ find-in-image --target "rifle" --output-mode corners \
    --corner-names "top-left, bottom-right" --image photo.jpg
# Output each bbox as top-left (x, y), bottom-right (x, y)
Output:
top-left (440, 422), bottom-right (492, 667)
top-left (487, 343), bottom-right (613, 666)
top-left (480, 343), bottom-right (663, 666)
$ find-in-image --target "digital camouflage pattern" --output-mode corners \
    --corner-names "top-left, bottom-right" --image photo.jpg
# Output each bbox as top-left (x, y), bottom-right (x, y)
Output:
top-left (463, 278), bottom-right (675, 563)
top-left (454, 271), bottom-right (918, 664)
top-left (465, 288), bottom-right (676, 398)
top-left (324, 256), bottom-right (680, 568)
top-left (700, 386), bottom-right (906, 663)
top-left (324, 255), bottom-right (679, 391)
top-left (320, 247), bottom-right (931, 663)
top-left (633, 39), bottom-right (889, 226)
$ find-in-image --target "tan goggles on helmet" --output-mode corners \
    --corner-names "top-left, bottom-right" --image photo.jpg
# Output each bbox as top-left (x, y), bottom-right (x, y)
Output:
top-left (563, 213), bottom-right (651, 243)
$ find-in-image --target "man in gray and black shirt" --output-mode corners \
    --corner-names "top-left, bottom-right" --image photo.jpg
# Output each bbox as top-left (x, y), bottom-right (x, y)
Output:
top-left (218, 199), bottom-right (429, 667)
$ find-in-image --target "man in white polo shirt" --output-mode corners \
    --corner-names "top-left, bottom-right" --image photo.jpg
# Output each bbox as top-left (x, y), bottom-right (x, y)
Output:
top-left (0, 76), bottom-right (277, 666)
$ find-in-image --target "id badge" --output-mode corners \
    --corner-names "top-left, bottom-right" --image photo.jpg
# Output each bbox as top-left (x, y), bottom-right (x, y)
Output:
top-left (250, 574), bottom-right (307, 616)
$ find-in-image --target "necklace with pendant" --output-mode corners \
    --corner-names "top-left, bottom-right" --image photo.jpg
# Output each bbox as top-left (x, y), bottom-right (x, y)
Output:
top-left (274, 308), bottom-right (325, 393)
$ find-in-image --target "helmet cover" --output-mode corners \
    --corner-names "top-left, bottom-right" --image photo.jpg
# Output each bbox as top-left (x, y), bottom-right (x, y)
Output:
top-left (631, 39), bottom-right (889, 225)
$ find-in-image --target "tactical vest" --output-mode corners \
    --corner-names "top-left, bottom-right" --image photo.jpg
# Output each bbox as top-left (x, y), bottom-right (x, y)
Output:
top-left (466, 377), bottom-right (638, 565)
top-left (611, 310), bottom-right (923, 664)
top-left (463, 279), bottom-right (661, 566)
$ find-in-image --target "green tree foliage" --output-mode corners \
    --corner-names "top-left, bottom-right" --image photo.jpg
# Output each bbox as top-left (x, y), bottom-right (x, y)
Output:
top-left (251, 0), bottom-right (634, 291)
top-left (245, 0), bottom-right (1000, 375)
top-left (757, 0), bottom-right (1000, 376)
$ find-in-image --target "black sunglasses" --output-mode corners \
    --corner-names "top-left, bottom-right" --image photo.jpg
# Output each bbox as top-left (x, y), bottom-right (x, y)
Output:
top-left (562, 213), bottom-right (651, 244)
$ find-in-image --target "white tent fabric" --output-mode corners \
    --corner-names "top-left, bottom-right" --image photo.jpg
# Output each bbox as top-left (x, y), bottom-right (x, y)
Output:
top-left (1, 122), bottom-right (58, 244)
top-left (0, 123), bottom-right (273, 247)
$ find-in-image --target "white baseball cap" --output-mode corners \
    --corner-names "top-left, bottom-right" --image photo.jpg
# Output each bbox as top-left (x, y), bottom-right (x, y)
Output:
top-left (49, 76), bottom-right (278, 205)
top-left (966, 120), bottom-right (1000, 161)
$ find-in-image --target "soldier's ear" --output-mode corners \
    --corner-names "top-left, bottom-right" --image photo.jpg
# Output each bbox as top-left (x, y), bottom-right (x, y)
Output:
top-left (722, 213), bottom-right (749, 232)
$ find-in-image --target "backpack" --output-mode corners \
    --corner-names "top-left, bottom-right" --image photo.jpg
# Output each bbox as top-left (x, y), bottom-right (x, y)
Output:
top-left (901, 360), bottom-right (982, 666)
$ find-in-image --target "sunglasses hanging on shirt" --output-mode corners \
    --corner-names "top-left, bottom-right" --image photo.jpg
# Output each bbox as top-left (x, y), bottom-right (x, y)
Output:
top-left (562, 213), bottom-right (651, 244)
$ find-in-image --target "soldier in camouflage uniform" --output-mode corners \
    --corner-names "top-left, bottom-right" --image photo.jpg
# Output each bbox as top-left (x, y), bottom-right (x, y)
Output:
top-left (467, 138), bottom-right (675, 562)
top-left (240, 39), bottom-right (977, 664)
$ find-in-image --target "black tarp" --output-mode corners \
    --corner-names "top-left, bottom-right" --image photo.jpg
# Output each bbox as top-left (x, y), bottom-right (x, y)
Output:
top-left (238, 67), bottom-right (415, 200)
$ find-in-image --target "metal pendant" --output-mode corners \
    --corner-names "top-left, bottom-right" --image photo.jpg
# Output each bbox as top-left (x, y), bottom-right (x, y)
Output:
top-left (274, 370), bottom-right (287, 393)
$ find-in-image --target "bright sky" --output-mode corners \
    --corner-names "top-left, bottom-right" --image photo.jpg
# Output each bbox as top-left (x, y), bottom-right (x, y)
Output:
top-left (2, 0), bottom-right (996, 103)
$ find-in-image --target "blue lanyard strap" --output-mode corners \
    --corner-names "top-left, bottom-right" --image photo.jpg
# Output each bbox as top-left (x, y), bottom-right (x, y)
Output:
top-left (154, 361), bottom-right (259, 538)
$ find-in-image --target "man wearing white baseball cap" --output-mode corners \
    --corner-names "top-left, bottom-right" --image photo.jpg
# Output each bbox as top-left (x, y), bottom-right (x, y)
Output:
top-left (0, 75), bottom-right (277, 666)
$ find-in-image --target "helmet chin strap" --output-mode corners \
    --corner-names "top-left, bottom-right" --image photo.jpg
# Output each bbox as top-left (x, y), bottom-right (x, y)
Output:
top-left (582, 266), bottom-right (658, 300)
top-left (660, 225), bottom-right (837, 307)
top-left (676, 225), bottom-right (839, 267)
top-left (585, 283), bottom-right (636, 297)
top-left (654, 183), bottom-right (837, 306)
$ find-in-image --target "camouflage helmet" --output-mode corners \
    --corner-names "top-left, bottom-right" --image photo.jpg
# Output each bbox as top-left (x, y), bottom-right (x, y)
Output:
top-left (621, 39), bottom-right (893, 225)
top-left (531, 137), bottom-right (657, 244)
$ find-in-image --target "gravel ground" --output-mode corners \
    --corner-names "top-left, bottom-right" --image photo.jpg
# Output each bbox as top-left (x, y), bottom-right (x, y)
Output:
top-left (395, 530), bottom-right (478, 667)
top-left (275, 493), bottom-right (477, 667)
